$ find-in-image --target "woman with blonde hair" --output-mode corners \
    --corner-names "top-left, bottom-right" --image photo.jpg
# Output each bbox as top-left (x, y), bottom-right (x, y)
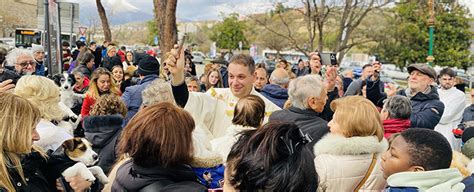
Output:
top-left (14, 75), bottom-right (73, 151)
top-left (313, 96), bottom-right (387, 191)
top-left (102, 45), bottom-right (122, 71)
top-left (0, 92), bottom-right (92, 191)
top-left (81, 67), bottom-right (121, 116)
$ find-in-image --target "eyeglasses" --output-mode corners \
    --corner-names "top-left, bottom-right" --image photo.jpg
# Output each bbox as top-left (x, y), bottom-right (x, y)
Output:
top-left (16, 61), bottom-right (36, 68)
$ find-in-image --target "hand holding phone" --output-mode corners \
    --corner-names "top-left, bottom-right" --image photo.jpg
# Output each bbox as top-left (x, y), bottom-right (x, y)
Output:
top-left (320, 53), bottom-right (337, 66)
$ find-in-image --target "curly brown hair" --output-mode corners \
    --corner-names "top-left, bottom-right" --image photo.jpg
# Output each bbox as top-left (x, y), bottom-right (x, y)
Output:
top-left (90, 94), bottom-right (127, 117)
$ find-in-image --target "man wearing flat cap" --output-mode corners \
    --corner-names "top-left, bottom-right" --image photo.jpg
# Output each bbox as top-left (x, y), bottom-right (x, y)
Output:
top-left (122, 55), bottom-right (160, 126)
top-left (367, 63), bottom-right (444, 129)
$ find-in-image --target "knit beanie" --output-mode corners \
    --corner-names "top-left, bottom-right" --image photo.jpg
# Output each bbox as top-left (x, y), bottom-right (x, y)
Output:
top-left (137, 55), bottom-right (159, 76)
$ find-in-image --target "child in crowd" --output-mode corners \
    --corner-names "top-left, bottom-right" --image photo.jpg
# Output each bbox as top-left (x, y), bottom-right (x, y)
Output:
top-left (211, 95), bottom-right (266, 161)
top-left (381, 129), bottom-right (465, 191)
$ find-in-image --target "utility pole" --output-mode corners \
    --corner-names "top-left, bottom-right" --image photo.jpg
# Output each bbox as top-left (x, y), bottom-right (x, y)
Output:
top-left (44, 0), bottom-right (52, 75)
top-left (426, 0), bottom-right (435, 66)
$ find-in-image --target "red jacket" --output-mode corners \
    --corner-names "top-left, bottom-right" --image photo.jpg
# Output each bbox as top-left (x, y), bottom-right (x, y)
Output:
top-left (117, 50), bottom-right (126, 62)
top-left (383, 118), bottom-right (411, 138)
top-left (81, 91), bottom-right (122, 117)
top-left (81, 94), bottom-right (96, 117)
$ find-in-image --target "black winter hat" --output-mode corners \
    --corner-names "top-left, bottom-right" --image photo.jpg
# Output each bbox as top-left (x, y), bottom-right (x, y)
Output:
top-left (137, 55), bottom-right (160, 76)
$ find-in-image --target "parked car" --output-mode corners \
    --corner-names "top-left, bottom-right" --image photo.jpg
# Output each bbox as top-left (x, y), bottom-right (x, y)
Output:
top-left (255, 57), bottom-right (276, 74)
top-left (381, 64), bottom-right (409, 80)
top-left (192, 51), bottom-right (205, 64)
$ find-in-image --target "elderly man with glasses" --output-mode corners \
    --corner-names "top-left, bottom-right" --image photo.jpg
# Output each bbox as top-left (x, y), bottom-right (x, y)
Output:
top-left (5, 48), bottom-right (37, 76)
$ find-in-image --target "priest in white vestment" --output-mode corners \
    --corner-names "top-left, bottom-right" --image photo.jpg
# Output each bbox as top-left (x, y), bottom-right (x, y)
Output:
top-left (435, 68), bottom-right (466, 150)
top-left (165, 51), bottom-right (281, 138)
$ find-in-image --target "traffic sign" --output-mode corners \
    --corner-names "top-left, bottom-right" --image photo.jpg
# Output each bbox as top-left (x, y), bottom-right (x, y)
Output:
top-left (79, 36), bottom-right (86, 42)
top-left (79, 27), bottom-right (87, 36)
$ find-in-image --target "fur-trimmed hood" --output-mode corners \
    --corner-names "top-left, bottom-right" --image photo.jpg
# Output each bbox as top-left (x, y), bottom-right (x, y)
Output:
top-left (314, 133), bottom-right (388, 156)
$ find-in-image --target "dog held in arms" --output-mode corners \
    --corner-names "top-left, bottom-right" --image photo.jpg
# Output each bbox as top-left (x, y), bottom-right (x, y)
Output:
top-left (52, 72), bottom-right (84, 132)
top-left (55, 138), bottom-right (109, 188)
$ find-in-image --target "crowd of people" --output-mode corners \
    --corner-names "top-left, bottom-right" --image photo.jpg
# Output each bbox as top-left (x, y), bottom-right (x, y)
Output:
top-left (0, 40), bottom-right (473, 192)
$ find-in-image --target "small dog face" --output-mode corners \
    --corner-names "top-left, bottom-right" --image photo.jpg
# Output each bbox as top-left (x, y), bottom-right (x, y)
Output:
top-left (53, 72), bottom-right (76, 91)
top-left (62, 138), bottom-right (99, 166)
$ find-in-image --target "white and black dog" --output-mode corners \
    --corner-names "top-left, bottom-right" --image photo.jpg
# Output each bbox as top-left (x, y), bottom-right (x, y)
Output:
top-left (60, 138), bottom-right (109, 184)
top-left (52, 72), bottom-right (85, 131)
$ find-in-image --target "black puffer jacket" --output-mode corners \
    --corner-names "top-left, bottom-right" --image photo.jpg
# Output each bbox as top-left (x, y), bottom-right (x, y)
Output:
top-left (101, 55), bottom-right (122, 72)
top-left (399, 86), bottom-right (444, 129)
top-left (112, 159), bottom-right (206, 192)
top-left (83, 115), bottom-right (123, 174)
top-left (4, 151), bottom-right (53, 192)
top-left (269, 106), bottom-right (329, 147)
top-left (3, 150), bottom-right (100, 192)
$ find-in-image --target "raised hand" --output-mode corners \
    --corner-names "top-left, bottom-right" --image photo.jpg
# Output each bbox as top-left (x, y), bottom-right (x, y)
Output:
top-left (325, 66), bottom-right (337, 92)
top-left (165, 46), bottom-right (185, 86)
top-left (386, 83), bottom-right (397, 97)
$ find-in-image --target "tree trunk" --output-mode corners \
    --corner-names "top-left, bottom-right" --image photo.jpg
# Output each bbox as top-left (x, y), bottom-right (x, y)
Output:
top-left (153, 0), bottom-right (178, 59)
top-left (95, 0), bottom-right (112, 42)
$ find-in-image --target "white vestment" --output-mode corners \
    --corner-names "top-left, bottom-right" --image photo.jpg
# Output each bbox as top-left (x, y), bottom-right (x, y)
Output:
top-left (210, 124), bottom-right (257, 162)
top-left (184, 88), bottom-right (281, 138)
top-left (435, 87), bottom-right (466, 151)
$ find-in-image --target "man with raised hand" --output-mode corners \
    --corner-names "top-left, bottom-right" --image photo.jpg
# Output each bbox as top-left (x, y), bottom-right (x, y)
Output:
top-left (165, 48), bottom-right (281, 138)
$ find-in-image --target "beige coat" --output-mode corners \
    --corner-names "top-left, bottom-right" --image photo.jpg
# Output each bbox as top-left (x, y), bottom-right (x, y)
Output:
top-left (314, 134), bottom-right (388, 192)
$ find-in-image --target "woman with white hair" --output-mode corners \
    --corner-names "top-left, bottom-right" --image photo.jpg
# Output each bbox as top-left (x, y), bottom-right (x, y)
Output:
top-left (14, 75), bottom-right (73, 151)
top-left (31, 45), bottom-right (46, 76)
top-left (381, 95), bottom-right (412, 138)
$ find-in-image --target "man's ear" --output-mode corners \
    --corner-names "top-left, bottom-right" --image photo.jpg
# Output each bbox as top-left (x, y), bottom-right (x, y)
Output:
top-left (307, 97), bottom-right (317, 110)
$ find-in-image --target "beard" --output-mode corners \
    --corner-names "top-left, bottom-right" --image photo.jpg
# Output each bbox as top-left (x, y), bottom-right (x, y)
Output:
top-left (441, 84), bottom-right (453, 90)
top-left (20, 70), bottom-right (34, 76)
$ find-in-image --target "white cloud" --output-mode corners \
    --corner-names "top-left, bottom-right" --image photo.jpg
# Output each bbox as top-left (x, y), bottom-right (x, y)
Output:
top-left (79, 0), bottom-right (472, 24)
